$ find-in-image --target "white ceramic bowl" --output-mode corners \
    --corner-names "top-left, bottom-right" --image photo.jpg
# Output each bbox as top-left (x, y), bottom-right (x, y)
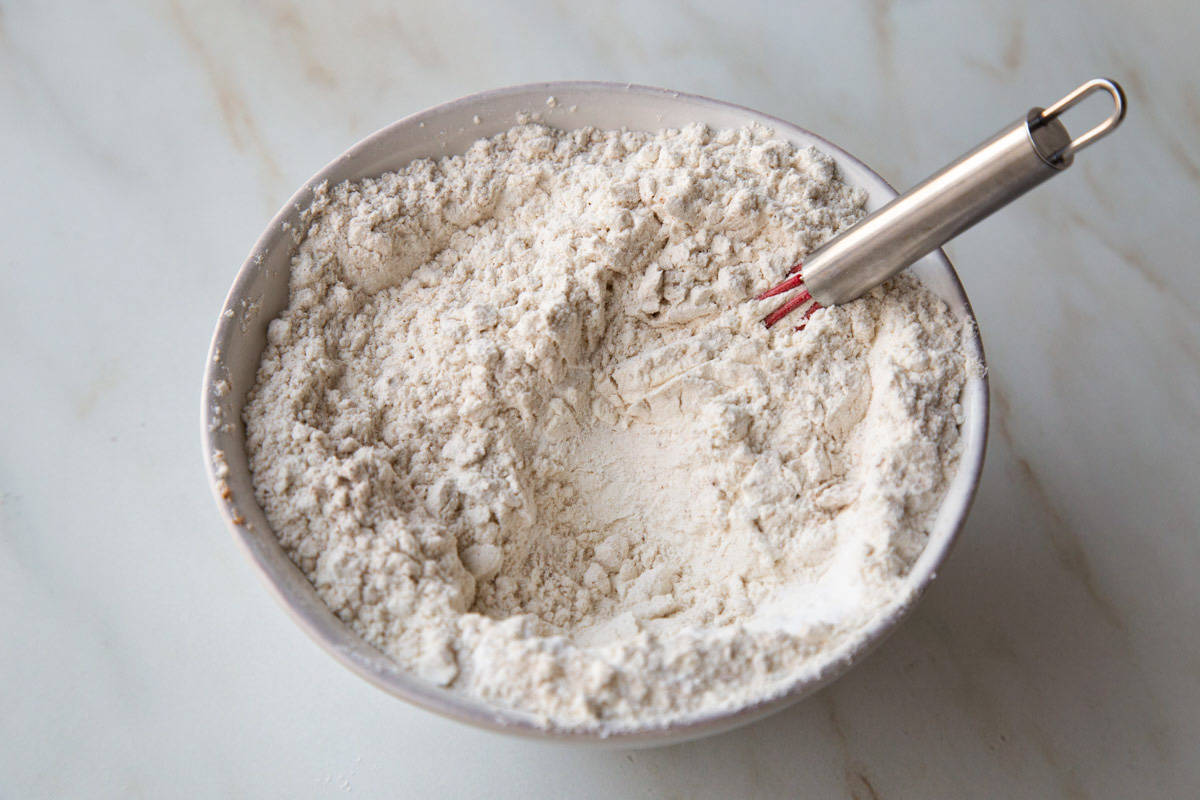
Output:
top-left (201, 81), bottom-right (989, 746)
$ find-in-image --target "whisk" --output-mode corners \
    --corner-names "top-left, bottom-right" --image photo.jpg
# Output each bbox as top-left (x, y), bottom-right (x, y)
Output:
top-left (758, 78), bottom-right (1126, 328)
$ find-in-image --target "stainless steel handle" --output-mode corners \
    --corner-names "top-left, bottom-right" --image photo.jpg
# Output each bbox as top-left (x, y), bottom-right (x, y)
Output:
top-left (802, 78), bottom-right (1126, 307)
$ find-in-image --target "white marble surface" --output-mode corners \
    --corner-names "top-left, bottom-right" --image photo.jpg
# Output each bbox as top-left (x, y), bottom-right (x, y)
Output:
top-left (3, 0), bottom-right (1198, 796)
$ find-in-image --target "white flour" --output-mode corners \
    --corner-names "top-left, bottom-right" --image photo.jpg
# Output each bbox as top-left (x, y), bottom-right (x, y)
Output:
top-left (244, 122), bottom-right (975, 731)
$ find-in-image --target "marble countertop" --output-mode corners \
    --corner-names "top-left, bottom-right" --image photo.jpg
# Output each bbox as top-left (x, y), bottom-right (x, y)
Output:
top-left (3, 1), bottom-right (1197, 796)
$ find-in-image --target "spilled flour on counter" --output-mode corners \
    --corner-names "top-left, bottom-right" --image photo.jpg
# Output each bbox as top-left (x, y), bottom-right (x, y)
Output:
top-left (244, 122), bottom-right (977, 731)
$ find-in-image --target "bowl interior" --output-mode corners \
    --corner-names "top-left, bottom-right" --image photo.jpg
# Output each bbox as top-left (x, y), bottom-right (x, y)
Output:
top-left (202, 81), bottom-right (988, 746)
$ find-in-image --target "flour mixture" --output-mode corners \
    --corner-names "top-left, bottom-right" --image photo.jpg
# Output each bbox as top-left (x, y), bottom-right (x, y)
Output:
top-left (243, 122), bottom-right (975, 730)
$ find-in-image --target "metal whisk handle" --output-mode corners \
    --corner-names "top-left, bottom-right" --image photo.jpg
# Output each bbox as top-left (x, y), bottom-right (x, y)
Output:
top-left (801, 78), bottom-right (1126, 308)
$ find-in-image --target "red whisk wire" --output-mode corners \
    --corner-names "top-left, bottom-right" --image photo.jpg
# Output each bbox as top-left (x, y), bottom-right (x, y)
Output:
top-left (795, 301), bottom-right (821, 330)
top-left (763, 288), bottom-right (813, 328)
top-left (759, 262), bottom-right (820, 329)
top-left (755, 271), bottom-right (805, 300)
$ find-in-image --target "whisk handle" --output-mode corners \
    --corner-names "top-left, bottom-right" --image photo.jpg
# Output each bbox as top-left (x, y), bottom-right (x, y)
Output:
top-left (802, 78), bottom-right (1126, 307)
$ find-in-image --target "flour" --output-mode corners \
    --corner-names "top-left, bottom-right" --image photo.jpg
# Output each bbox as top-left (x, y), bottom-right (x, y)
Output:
top-left (243, 122), bottom-right (975, 731)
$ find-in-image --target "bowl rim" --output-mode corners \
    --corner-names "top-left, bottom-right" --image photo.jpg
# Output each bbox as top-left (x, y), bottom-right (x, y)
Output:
top-left (201, 80), bottom-right (989, 745)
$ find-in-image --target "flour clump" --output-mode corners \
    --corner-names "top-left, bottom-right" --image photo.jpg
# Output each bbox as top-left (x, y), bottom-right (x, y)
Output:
top-left (243, 122), bottom-right (976, 731)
